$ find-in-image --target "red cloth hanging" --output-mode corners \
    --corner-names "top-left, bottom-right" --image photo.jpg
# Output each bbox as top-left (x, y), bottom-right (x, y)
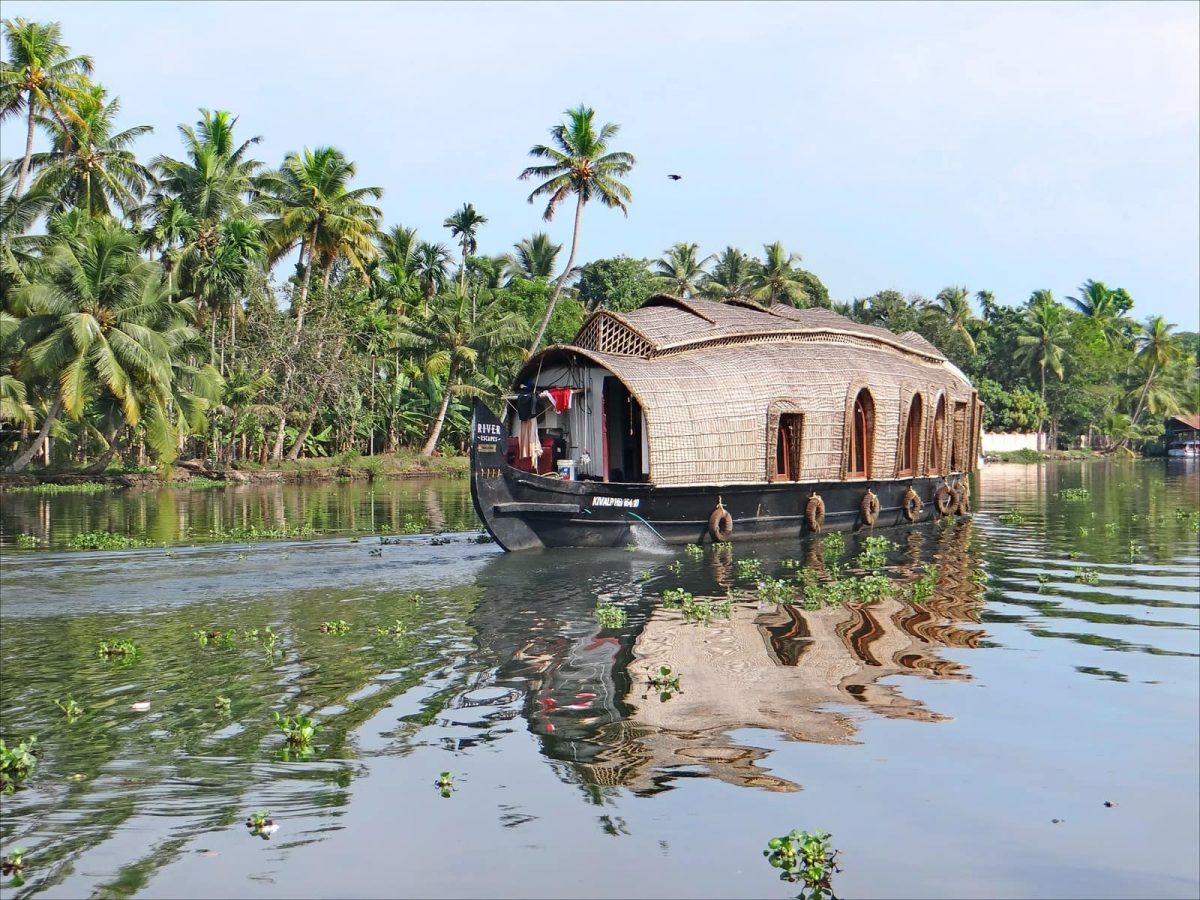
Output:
top-left (546, 387), bottom-right (573, 414)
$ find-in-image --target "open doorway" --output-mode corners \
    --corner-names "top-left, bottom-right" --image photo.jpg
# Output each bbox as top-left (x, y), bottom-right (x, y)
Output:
top-left (602, 376), bottom-right (645, 482)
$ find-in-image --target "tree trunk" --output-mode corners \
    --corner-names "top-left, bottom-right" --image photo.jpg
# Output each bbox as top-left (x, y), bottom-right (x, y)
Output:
top-left (5, 396), bottom-right (63, 473)
top-left (83, 430), bottom-right (126, 475)
top-left (292, 230), bottom-right (316, 344)
top-left (271, 412), bottom-right (287, 461)
top-left (1130, 361), bottom-right (1157, 426)
top-left (1038, 364), bottom-right (1047, 451)
top-left (420, 373), bottom-right (455, 457)
top-left (15, 100), bottom-right (36, 198)
top-left (528, 194), bottom-right (585, 354)
top-left (286, 393), bottom-right (324, 461)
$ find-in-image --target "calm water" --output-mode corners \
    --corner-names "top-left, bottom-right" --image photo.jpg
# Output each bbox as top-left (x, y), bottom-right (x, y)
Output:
top-left (0, 462), bottom-right (1197, 899)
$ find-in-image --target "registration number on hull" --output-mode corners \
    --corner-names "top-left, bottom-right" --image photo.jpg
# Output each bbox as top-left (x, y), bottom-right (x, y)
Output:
top-left (591, 496), bottom-right (640, 509)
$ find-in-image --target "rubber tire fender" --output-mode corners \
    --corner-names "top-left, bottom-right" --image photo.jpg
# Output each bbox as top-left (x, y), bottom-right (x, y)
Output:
top-left (709, 505), bottom-right (734, 542)
top-left (805, 493), bottom-right (826, 533)
top-left (860, 490), bottom-right (880, 527)
top-left (934, 484), bottom-right (955, 515)
top-left (902, 487), bottom-right (923, 522)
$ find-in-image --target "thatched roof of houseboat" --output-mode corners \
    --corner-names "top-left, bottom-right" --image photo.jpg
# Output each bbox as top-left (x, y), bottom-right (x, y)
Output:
top-left (519, 295), bottom-right (978, 486)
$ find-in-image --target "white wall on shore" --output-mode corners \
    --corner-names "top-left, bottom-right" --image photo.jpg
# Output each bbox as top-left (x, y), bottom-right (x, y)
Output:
top-left (982, 432), bottom-right (1040, 453)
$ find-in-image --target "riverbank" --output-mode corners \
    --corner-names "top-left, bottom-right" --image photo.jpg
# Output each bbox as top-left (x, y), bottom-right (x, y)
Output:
top-left (0, 449), bottom-right (469, 490)
top-left (984, 448), bottom-right (1132, 464)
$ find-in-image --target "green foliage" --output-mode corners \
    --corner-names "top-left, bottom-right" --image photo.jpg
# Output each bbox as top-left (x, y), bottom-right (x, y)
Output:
top-left (906, 564), bottom-right (939, 604)
top-left (856, 536), bottom-right (894, 571)
top-left (757, 577), bottom-right (794, 605)
top-left (681, 594), bottom-right (733, 625)
top-left (821, 532), bottom-right (846, 558)
top-left (661, 588), bottom-right (693, 608)
top-left (1073, 567), bottom-right (1101, 585)
top-left (69, 532), bottom-right (153, 550)
top-left (595, 603), bottom-right (627, 628)
top-left (999, 511), bottom-right (1028, 525)
top-left (684, 543), bottom-right (704, 558)
top-left (1059, 487), bottom-right (1090, 501)
top-left (214, 695), bottom-right (231, 713)
top-left (318, 620), bottom-right (351, 635)
top-left (98, 638), bottom-right (137, 658)
top-left (245, 810), bottom-right (277, 839)
top-left (435, 771), bottom-right (453, 797)
top-left (0, 736), bottom-right (38, 792)
top-left (735, 558), bottom-right (762, 579)
top-left (14, 534), bottom-right (41, 549)
top-left (375, 620), bottom-right (407, 637)
top-left (55, 697), bottom-right (83, 721)
top-left (647, 665), bottom-right (681, 700)
top-left (273, 712), bottom-right (319, 748)
top-left (763, 828), bottom-right (840, 897)
top-left (575, 256), bottom-right (656, 313)
top-left (976, 378), bottom-right (1047, 432)
top-left (7, 481), bottom-right (111, 494)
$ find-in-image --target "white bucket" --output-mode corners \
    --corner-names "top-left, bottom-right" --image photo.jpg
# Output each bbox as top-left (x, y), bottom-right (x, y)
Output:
top-left (557, 459), bottom-right (576, 481)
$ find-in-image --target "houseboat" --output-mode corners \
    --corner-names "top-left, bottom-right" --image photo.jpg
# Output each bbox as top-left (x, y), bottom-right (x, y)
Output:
top-left (471, 295), bottom-right (981, 551)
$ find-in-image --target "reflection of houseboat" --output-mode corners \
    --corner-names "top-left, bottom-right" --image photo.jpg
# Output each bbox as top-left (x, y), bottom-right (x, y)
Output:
top-left (472, 295), bottom-right (982, 550)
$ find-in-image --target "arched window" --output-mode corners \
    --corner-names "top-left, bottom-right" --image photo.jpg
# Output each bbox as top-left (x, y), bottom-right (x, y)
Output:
top-left (930, 396), bottom-right (946, 474)
top-left (847, 389), bottom-right (874, 478)
top-left (899, 394), bottom-right (922, 476)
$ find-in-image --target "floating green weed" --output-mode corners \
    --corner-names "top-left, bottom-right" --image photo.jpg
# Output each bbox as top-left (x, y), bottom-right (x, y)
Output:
top-left (1000, 511), bottom-right (1027, 525)
top-left (0, 736), bottom-right (37, 793)
top-left (319, 620), bottom-right (351, 635)
top-left (8, 482), bottom-right (111, 494)
top-left (661, 588), bottom-right (693, 609)
top-left (214, 696), bottom-right (231, 713)
top-left (1103, 522), bottom-right (1119, 535)
top-left (375, 620), bottom-right (407, 637)
top-left (274, 712), bottom-right (318, 748)
top-left (207, 524), bottom-right (315, 543)
top-left (667, 560), bottom-right (682, 574)
top-left (69, 532), bottom-right (152, 551)
top-left (684, 543), bottom-right (704, 558)
top-left (595, 604), bottom-right (627, 628)
top-left (245, 810), bottom-right (277, 839)
top-left (54, 698), bottom-right (83, 721)
top-left (435, 771), bottom-right (453, 798)
top-left (856, 536), bottom-right (894, 571)
top-left (1073, 567), bottom-right (1101, 585)
top-left (712, 541), bottom-right (732, 552)
top-left (906, 564), bottom-right (939, 604)
top-left (757, 577), bottom-right (794, 605)
top-left (648, 665), bottom-right (682, 700)
top-left (821, 532), bottom-right (846, 558)
top-left (1078, 526), bottom-right (1090, 536)
top-left (14, 534), bottom-right (41, 549)
top-left (763, 828), bottom-right (840, 898)
top-left (1059, 487), bottom-right (1090, 501)
top-left (98, 639), bottom-right (138, 658)
top-left (183, 476), bottom-right (225, 489)
top-left (681, 594), bottom-right (733, 625)
top-left (735, 558), bottom-right (762, 579)
top-left (1, 846), bottom-right (26, 882)
top-left (854, 573), bottom-right (894, 603)
top-left (193, 628), bottom-right (236, 648)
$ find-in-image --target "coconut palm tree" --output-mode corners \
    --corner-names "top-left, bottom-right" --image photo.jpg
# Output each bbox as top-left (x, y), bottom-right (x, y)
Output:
top-left (1015, 290), bottom-right (1069, 449)
top-left (1068, 279), bottom-right (1132, 348)
top-left (508, 232), bottom-right (561, 280)
top-left (4, 218), bottom-right (190, 472)
top-left (519, 104), bottom-right (635, 352)
top-left (0, 17), bottom-right (93, 197)
top-left (751, 242), bottom-right (808, 306)
top-left (443, 202), bottom-right (487, 290)
top-left (934, 285), bottom-right (980, 354)
top-left (25, 86), bottom-right (154, 218)
top-left (652, 242), bottom-right (712, 298)
top-left (397, 286), bottom-right (528, 456)
top-left (701, 246), bottom-right (756, 301)
top-left (262, 146), bottom-right (382, 337)
top-left (1130, 315), bottom-right (1181, 426)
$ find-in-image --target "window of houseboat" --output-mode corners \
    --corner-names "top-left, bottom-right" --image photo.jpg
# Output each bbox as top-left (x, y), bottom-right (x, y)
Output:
top-left (773, 414), bottom-right (803, 481)
top-left (899, 394), bottom-right (922, 476)
top-left (847, 390), bottom-right (874, 478)
top-left (930, 396), bottom-right (946, 473)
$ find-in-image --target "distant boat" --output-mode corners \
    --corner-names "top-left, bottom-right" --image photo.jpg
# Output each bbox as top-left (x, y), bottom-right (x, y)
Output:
top-left (471, 295), bottom-right (980, 551)
top-left (1167, 440), bottom-right (1200, 458)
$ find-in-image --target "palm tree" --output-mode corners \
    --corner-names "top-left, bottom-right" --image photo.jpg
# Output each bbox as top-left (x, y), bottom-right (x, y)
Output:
top-left (443, 202), bottom-right (487, 290)
top-left (652, 242), bottom-right (712, 298)
top-left (701, 246), bottom-right (756, 301)
top-left (25, 86), bottom-right (154, 217)
top-left (4, 218), bottom-right (189, 472)
top-left (1015, 290), bottom-right (1069, 449)
top-left (509, 232), bottom-right (561, 280)
top-left (1130, 315), bottom-right (1181, 425)
top-left (1068, 279), bottom-right (1131, 348)
top-left (262, 146), bottom-right (382, 337)
top-left (414, 241), bottom-right (452, 302)
top-left (0, 17), bottom-right (93, 197)
top-left (519, 104), bottom-right (635, 352)
top-left (935, 285), bottom-right (980, 354)
top-left (397, 286), bottom-right (528, 456)
top-left (751, 242), bottom-right (808, 306)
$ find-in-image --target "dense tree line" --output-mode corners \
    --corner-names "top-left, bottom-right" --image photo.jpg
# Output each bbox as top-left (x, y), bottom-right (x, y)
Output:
top-left (1, 19), bottom-right (1195, 474)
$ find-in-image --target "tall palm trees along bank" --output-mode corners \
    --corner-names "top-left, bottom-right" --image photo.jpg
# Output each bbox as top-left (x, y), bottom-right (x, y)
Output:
top-left (0, 19), bottom-right (1196, 473)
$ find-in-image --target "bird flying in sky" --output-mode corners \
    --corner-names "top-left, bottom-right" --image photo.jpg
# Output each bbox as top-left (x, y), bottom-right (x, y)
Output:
top-left (667, 174), bottom-right (682, 181)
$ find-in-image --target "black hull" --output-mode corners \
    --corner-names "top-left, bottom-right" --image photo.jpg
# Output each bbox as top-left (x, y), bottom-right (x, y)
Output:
top-left (471, 400), bottom-right (969, 552)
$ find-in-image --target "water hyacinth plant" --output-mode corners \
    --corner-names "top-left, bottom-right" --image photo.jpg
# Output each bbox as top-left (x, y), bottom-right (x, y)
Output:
top-left (436, 771), bottom-right (454, 798)
top-left (245, 810), bottom-right (278, 839)
top-left (319, 620), bottom-right (351, 635)
top-left (0, 737), bottom-right (38, 792)
top-left (98, 639), bottom-right (138, 658)
top-left (757, 577), bottom-right (794, 606)
top-left (1059, 487), bottom-right (1090, 501)
top-left (274, 713), bottom-right (319, 748)
top-left (595, 604), bottom-right (627, 628)
top-left (55, 698), bottom-right (83, 721)
top-left (763, 828), bottom-right (840, 899)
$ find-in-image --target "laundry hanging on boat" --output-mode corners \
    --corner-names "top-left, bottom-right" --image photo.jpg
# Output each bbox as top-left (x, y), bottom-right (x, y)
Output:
top-left (518, 418), bottom-right (540, 461)
top-left (544, 387), bottom-right (573, 414)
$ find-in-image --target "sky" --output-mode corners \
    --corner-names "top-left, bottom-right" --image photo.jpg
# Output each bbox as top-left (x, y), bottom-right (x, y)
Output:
top-left (2, 0), bottom-right (1198, 328)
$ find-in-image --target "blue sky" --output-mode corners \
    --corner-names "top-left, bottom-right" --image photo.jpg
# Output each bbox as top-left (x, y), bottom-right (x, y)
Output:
top-left (3, 0), bottom-right (1197, 328)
